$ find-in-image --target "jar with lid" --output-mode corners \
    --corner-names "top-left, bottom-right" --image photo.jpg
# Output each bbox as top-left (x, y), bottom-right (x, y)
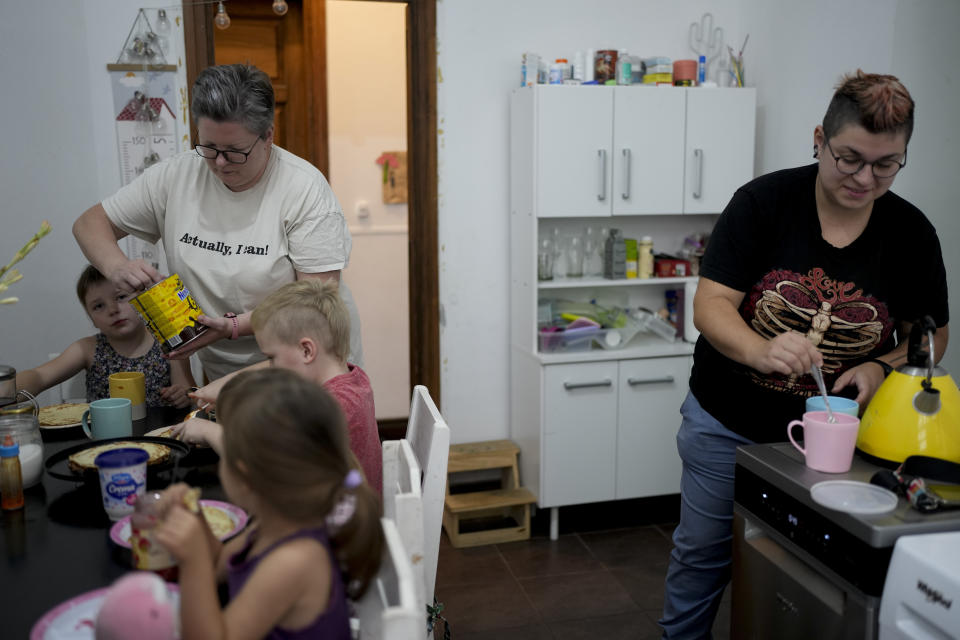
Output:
top-left (0, 393), bottom-right (44, 489)
top-left (0, 365), bottom-right (17, 408)
top-left (131, 491), bottom-right (179, 580)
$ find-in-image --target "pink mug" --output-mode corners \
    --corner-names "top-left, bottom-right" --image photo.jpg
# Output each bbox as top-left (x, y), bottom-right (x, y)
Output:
top-left (787, 410), bottom-right (860, 473)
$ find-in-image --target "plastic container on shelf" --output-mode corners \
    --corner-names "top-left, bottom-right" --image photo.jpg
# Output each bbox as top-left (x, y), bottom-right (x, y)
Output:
top-left (539, 326), bottom-right (603, 353)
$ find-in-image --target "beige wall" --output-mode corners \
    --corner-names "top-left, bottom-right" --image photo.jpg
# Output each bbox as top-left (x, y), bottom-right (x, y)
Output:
top-left (327, 0), bottom-right (410, 418)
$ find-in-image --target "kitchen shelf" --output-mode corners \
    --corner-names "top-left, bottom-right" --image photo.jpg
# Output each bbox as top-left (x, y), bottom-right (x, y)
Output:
top-left (538, 276), bottom-right (697, 290)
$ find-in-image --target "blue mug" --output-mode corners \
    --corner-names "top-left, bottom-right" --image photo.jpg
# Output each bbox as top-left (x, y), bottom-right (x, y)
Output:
top-left (805, 395), bottom-right (859, 417)
top-left (82, 398), bottom-right (133, 439)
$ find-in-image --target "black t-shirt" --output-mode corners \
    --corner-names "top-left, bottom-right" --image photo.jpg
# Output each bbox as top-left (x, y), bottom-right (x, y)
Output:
top-left (689, 164), bottom-right (949, 443)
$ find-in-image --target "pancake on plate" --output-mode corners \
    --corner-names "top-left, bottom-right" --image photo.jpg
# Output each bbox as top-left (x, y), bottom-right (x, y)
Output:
top-left (38, 402), bottom-right (89, 427)
top-left (144, 426), bottom-right (179, 440)
top-left (201, 505), bottom-right (236, 539)
top-left (68, 441), bottom-right (171, 473)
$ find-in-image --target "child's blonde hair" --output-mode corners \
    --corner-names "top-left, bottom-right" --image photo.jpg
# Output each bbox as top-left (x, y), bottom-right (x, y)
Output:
top-left (250, 279), bottom-right (350, 362)
top-left (218, 368), bottom-right (383, 597)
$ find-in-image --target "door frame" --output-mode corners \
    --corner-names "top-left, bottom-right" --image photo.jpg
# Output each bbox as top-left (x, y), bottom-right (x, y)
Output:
top-left (182, 0), bottom-right (440, 412)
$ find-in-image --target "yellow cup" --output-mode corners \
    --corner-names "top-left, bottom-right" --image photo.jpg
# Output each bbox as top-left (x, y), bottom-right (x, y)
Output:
top-left (110, 371), bottom-right (146, 420)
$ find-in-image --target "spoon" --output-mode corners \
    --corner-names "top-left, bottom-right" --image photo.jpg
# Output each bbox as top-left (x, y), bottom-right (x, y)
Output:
top-left (810, 364), bottom-right (837, 423)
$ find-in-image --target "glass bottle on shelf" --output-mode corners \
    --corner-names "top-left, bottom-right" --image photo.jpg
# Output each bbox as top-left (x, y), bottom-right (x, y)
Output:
top-left (537, 237), bottom-right (554, 281)
top-left (566, 235), bottom-right (584, 277)
top-left (583, 226), bottom-right (603, 278)
top-left (551, 227), bottom-right (567, 279)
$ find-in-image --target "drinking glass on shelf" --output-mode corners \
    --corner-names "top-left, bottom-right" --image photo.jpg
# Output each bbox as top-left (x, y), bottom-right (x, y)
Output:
top-left (537, 238), bottom-right (554, 281)
top-left (566, 235), bottom-right (584, 277)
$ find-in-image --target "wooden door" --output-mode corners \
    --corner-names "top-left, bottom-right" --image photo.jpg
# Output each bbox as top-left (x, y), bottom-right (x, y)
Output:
top-left (183, 0), bottom-right (438, 412)
top-left (207, 0), bottom-right (328, 175)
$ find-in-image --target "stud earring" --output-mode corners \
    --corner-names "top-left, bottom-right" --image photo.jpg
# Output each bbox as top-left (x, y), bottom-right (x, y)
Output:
top-left (813, 145), bottom-right (819, 159)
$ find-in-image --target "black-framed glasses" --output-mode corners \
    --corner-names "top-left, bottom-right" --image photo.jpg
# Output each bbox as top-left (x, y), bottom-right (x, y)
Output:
top-left (194, 138), bottom-right (262, 164)
top-left (823, 139), bottom-right (906, 178)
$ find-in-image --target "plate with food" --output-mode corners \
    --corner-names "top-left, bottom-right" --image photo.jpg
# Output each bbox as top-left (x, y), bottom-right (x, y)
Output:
top-left (37, 402), bottom-right (89, 430)
top-left (44, 436), bottom-right (190, 482)
top-left (110, 499), bottom-right (248, 547)
top-left (30, 582), bottom-right (179, 640)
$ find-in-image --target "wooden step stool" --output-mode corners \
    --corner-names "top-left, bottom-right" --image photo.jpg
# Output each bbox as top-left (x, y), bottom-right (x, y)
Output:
top-left (442, 439), bottom-right (537, 548)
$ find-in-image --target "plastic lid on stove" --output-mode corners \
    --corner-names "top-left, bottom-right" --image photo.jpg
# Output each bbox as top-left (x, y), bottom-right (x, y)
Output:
top-left (810, 480), bottom-right (899, 515)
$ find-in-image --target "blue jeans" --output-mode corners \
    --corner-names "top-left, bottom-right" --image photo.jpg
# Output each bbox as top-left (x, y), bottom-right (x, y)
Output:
top-left (659, 392), bottom-right (753, 640)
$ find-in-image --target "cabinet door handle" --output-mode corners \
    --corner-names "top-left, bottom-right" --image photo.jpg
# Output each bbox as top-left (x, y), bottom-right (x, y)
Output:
top-left (597, 149), bottom-right (607, 201)
top-left (563, 379), bottom-right (613, 390)
top-left (621, 148), bottom-right (631, 199)
top-left (627, 375), bottom-right (675, 386)
top-left (692, 148), bottom-right (703, 199)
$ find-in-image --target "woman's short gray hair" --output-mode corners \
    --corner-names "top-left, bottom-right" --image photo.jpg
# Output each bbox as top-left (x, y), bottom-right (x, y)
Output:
top-left (191, 64), bottom-right (275, 137)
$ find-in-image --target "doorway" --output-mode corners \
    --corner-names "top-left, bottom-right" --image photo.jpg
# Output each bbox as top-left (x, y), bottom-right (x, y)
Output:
top-left (182, 0), bottom-right (438, 430)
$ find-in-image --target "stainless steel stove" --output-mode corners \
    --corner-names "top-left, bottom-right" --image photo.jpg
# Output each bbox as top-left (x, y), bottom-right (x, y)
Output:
top-left (732, 443), bottom-right (960, 639)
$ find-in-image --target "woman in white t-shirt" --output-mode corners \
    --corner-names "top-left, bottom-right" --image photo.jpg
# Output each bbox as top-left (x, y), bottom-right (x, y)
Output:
top-left (73, 64), bottom-right (362, 381)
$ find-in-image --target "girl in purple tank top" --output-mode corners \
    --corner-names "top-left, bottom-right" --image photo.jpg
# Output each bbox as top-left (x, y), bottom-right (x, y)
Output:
top-left (154, 368), bottom-right (384, 639)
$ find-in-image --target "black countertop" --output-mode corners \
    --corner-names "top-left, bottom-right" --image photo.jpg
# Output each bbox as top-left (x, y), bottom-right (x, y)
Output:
top-left (0, 407), bottom-right (226, 637)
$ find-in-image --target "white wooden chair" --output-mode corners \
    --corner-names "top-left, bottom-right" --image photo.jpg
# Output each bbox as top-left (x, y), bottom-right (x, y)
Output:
top-left (381, 438), bottom-right (426, 613)
top-left (353, 518), bottom-right (423, 640)
top-left (403, 385), bottom-right (451, 609)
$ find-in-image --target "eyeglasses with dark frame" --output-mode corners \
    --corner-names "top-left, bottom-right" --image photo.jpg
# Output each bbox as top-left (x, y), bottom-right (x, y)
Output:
top-left (194, 137), bottom-right (262, 164)
top-left (823, 139), bottom-right (907, 178)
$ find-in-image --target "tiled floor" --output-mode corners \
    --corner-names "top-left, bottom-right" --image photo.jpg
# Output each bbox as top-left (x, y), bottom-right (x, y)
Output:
top-left (433, 500), bottom-right (731, 640)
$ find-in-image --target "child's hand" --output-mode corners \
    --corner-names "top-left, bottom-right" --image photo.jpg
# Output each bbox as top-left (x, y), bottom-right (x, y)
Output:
top-left (155, 504), bottom-right (210, 564)
top-left (160, 384), bottom-right (192, 408)
top-left (188, 386), bottom-right (218, 412)
top-left (172, 417), bottom-right (217, 447)
top-left (154, 483), bottom-right (195, 517)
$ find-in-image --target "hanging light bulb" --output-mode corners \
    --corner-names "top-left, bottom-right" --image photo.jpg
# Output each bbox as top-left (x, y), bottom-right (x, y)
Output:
top-left (272, 0), bottom-right (289, 16)
top-left (214, 2), bottom-right (231, 30)
top-left (155, 9), bottom-right (171, 36)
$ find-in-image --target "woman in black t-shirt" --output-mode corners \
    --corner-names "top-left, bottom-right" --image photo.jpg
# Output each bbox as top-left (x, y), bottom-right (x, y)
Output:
top-left (659, 71), bottom-right (949, 639)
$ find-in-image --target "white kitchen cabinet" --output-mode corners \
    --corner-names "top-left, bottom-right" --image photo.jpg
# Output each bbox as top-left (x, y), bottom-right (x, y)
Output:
top-left (616, 357), bottom-right (690, 499)
top-left (511, 85), bottom-right (756, 218)
top-left (542, 361), bottom-right (618, 506)
top-left (534, 87), bottom-right (613, 217)
top-left (684, 89), bottom-right (757, 214)
top-left (509, 85), bottom-right (756, 539)
top-left (613, 88), bottom-right (686, 215)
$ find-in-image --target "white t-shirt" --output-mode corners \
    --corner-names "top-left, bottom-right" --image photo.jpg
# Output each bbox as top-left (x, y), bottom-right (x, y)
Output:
top-left (102, 146), bottom-right (362, 380)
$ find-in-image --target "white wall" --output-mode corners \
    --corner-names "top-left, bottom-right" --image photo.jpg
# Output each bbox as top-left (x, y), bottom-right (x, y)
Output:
top-left (437, 0), bottom-right (960, 443)
top-left (0, 1), bottom-right (139, 375)
top-left (327, 0), bottom-right (410, 418)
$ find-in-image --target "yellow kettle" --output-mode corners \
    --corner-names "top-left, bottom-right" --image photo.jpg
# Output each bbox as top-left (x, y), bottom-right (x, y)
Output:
top-left (858, 317), bottom-right (960, 466)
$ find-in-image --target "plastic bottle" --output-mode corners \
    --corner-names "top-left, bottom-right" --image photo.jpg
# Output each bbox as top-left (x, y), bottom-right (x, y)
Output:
top-left (604, 229), bottom-right (627, 279)
top-left (698, 55), bottom-right (706, 85)
top-left (573, 51), bottom-right (585, 82)
top-left (549, 61), bottom-right (563, 85)
top-left (130, 491), bottom-right (178, 579)
top-left (638, 236), bottom-right (654, 279)
top-left (616, 49), bottom-right (632, 85)
top-left (625, 238), bottom-right (638, 279)
top-left (1, 434), bottom-right (24, 510)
